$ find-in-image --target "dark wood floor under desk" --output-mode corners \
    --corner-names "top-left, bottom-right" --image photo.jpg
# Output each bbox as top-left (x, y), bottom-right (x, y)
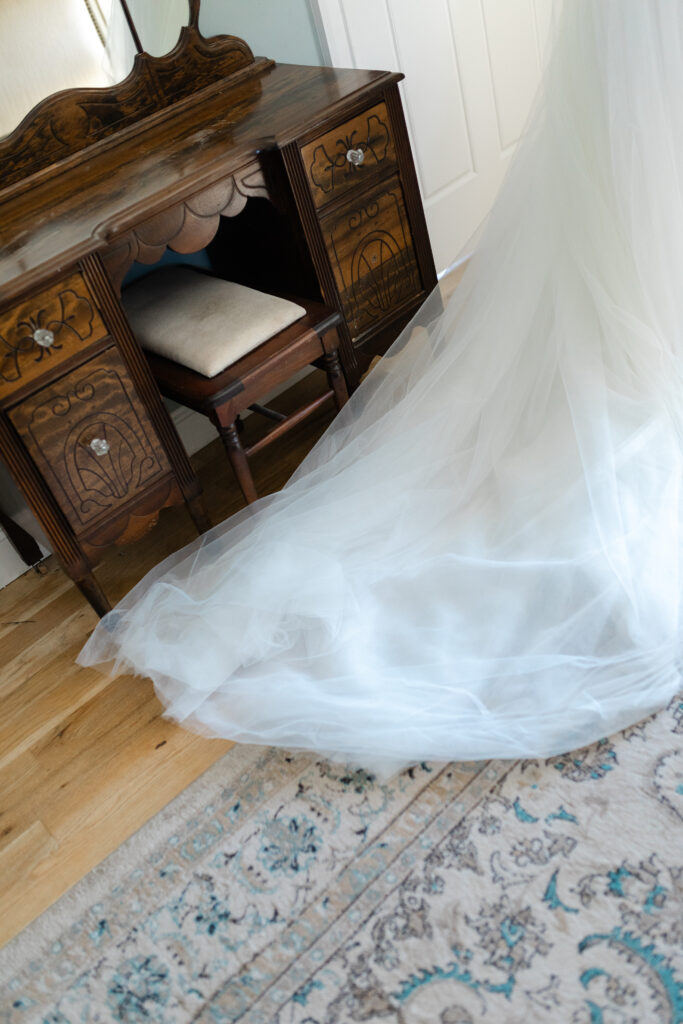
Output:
top-left (0, 371), bottom-right (337, 949)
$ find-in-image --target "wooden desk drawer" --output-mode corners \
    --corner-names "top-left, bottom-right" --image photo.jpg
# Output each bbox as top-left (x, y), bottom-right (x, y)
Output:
top-left (9, 348), bottom-right (170, 533)
top-left (301, 101), bottom-right (397, 210)
top-left (0, 272), bottom-right (108, 400)
top-left (320, 176), bottom-right (422, 340)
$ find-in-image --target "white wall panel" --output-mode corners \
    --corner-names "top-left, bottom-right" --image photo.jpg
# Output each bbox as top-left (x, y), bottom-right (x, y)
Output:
top-left (387, 1), bottom-right (473, 197)
top-left (337, 0), bottom-right (396, 69)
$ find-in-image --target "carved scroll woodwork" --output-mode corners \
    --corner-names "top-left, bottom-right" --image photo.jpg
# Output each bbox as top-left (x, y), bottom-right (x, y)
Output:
top-left (9, 349), bottom-right (170, 532)
top-left (0, 272), bottom-right (108, 397)
top-left (301, 102), bottom-right (396, 210)
top-left (0, 22), bottom-right (266, 189)
top-left (321, 178), bottom-right (421, 339)
top-left (102, 164), bottom-right (269, 291)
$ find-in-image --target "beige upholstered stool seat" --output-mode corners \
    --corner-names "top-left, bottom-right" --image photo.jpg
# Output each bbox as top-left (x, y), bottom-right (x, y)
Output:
top-left (123, 265), bottom-right (348, 507)
top-left (123, 267), bottom-right (307, 378)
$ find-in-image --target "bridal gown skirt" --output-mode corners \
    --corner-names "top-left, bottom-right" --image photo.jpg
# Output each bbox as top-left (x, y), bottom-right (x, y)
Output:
top-left (79, 0), bottom-right (683, 774)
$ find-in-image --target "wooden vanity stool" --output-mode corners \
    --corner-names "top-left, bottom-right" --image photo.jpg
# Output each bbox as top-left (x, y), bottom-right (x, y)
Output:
top-left (124, 267), bottom-right (348, 503)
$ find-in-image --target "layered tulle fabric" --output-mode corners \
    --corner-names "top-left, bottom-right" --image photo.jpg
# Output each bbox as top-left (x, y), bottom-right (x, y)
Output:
top-left (79, 0), bottom-right (683, 774)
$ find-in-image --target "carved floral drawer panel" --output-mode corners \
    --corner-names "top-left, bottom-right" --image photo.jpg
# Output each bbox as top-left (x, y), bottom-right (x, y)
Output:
top-left (0, 272), bottom-right (108, 400)
top-left (301, 101), bottom-right (397, 210)
top-left (9, 348), bottom-right (170, 533)
top-left (320, 176), bottom-right (422, 340)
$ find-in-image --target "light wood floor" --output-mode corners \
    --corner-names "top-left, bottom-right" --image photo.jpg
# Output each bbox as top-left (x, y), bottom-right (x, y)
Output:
top-left (0, 374), bottom-right (338, 949)
top-left (0, 269), bottom-right (464, 950)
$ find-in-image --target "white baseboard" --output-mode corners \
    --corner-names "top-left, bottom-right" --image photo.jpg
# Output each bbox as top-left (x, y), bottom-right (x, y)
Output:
top-left (0, 530), bottom-right (33, 589)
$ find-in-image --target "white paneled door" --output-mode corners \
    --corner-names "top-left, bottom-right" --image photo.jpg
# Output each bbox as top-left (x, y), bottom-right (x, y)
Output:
top-left (315, 0), bottom-right (556, 273)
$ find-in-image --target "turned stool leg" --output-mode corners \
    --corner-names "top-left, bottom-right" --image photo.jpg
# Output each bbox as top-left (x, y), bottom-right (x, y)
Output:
top-left (323, 348), bottom-right (349, 411)
top-left (218, 422), bottom-right (258, 504)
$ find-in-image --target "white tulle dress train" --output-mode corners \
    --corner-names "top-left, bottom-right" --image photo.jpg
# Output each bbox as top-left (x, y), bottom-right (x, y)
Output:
top-left (79, 0), bottom-right (683, 775)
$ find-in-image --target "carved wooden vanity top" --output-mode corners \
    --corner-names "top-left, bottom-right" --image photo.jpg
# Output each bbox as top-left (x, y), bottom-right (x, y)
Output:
top-left (0, 63), bottom-right (401, 302)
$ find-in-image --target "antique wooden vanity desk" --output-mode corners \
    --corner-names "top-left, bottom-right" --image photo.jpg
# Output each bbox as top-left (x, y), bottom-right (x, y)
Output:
top-left (0, 1), bottom-right (436, 615)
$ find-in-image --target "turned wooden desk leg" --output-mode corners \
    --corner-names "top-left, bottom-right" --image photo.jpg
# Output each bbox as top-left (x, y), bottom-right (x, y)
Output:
top-left (185, 491), bottom-right (212, 534)
top-left (324, 348), bottom-right (349, 411)
top-left (75, 571), bottom-right (112, 617)
top-left (215, 418), bottom-right (259, 504)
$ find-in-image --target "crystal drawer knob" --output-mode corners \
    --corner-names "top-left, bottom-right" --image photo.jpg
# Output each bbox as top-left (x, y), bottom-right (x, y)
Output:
top-left (346, 147), bottom-right (365, 166)
top-left (89, 438), bottom-right (110, 457)
top-left (33, 328), bottom-right (55, 348)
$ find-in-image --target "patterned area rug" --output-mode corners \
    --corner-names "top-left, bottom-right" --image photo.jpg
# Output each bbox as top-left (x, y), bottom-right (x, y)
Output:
top-left (1, 699), bottom-right (682, 1024)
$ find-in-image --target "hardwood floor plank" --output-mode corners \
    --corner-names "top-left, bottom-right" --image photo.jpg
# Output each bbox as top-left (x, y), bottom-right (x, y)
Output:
top-left (0, 751), bottom-right (49, 855)
top-left (0, 653), bottom-right (108, 773)
top-left (38, 717), bottom-right (230, 851)
top-left (0, 586), bottom-right (97, 699)
top-left (0, 822), bottom-right (58, 896)
top-left (0, 561), bottom-right (71, 637)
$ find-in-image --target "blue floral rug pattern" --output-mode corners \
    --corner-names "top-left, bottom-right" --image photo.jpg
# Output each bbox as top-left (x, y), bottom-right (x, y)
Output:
top-left (1, 698), bottom-right (682, 1023)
